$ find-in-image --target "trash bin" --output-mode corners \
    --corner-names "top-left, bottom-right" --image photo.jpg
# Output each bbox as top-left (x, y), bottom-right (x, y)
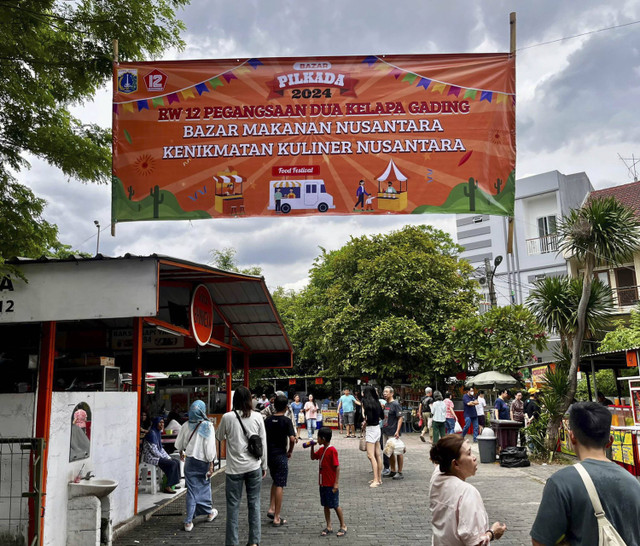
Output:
top-left (478, 428), bottom-right (497, 463)
top-left (491, 419), bottom-right (523, 451)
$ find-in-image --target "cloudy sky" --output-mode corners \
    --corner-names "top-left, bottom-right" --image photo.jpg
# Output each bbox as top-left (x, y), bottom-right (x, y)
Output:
top-left (21, 1), bottom-right (640, 291)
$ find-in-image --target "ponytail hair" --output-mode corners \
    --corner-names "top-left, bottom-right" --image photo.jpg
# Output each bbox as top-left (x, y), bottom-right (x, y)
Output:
top-left (429, 434), bottom-right (464, 474)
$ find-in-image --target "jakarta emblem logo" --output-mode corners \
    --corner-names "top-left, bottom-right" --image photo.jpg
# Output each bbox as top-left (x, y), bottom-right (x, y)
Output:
top-left (117, 69), bottom-right (138, 94)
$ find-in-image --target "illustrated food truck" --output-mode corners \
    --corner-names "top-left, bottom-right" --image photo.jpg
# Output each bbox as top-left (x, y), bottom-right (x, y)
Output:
top-left (214, 170), bottom-right (245, 215)
top-left (268, 180), bottom-right (336, 214)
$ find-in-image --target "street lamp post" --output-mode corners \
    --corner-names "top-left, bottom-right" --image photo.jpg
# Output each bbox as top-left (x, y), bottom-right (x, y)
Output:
top-left (484, 255), bottom-right (503, 308)
top-left (94, 220), bottom-right (101, 255)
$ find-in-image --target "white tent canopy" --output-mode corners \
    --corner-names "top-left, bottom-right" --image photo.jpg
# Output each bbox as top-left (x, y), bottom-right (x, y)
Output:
top-left (376, 159), bottom-right (407, 182)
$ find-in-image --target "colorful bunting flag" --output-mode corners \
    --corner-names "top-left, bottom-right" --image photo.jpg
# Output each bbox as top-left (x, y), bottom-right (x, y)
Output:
top-left (167, 93), bottom-right (180, 104)
top-left (137, 100), bottom-right (149, 111)
top-left (195, 83), bottom-right (209, 95)
top-left (122, 102), bottom-right (134, 113)
top-left (209, 77), bottom-right (223, 89)
top-left (417, 77), bottom-right (431, 89)
top-left (481, 91), bottom-right (493, 102)
top-left (402, 73), bottom-right (417, 84)
top-left (464, 89), bottom-right (478, 99)
top-left (374, 62), bottom-right (389, 72)
top-left (235, 66), bottom-right (250, 75)
top-left (362, 56), bottom-right (378, 66)
top-left (496, 93), bottom-right (507, 104)
top-left (390, 68), bottom-right (403, 79)
top-left (448, 86), bottom-right (461, 97)
top-left (152, 97), bottom-right (164, 108)
top-left (431, 82), bottom-right (446, 94)
top-left (222, 72), bottom-right (237, 83)
top-left (247, 58), bottom-right (263, 69)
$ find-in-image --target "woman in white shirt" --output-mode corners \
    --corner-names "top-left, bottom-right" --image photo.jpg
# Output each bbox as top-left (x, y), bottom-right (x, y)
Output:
top-left (175, 400), bottom-right (217, 532)
top-left (429, 435), bottom-right (507, 545)
top-left (216, 386), bottom-right (267, 546)
top-left (303, 394), bottom-right (319, 439)
top-left (430, 391), bottom-right (447, 444)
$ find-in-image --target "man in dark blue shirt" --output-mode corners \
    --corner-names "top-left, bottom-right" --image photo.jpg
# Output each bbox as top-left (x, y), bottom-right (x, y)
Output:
top-left (461, 386), bottom-right (479, 442)
top-left (494, 389), bottom-right (510, 420)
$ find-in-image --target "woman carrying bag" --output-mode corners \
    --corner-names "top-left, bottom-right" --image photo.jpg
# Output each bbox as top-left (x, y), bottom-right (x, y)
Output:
top-left (175, 400), bottom-right (218, 532)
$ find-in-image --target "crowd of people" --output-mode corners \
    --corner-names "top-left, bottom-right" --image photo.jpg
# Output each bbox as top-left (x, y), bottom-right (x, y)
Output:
top-left (138, 385), bottom-right (640, 546)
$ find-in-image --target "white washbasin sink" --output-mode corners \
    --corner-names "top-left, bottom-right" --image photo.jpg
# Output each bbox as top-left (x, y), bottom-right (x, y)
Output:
top-left (69, 478), bottom-right (118, 498)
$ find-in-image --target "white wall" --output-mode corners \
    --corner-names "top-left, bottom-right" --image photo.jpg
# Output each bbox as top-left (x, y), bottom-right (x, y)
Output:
top-left (0, 394), bottom-right (36, 542)
top-left (44, 392), bottom-right (138, 546)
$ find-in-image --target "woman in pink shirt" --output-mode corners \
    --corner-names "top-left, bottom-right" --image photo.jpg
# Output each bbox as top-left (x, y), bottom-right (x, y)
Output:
top-left (444, 392), bottom-right (457, 435)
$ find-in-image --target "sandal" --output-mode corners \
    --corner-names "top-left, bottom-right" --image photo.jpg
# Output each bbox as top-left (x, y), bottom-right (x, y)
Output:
top-left (272, 518), bottom-right (287, 527)
top-left (320, 528), bottom-right (334, 536)
top-left (337, 528), bottom-right (347, 537)
top-left (266, 512), bottom-right (275, 520)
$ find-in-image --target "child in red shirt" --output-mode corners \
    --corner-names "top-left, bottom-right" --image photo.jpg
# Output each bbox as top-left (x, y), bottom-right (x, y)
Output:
top-left (310, 427), bottom-right (347, 537)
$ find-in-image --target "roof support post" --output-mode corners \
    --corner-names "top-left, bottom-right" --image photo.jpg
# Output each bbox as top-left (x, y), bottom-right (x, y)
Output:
top-left (243, 353), bottom-right (250, 388)
top-left (585, 367), bottom-right (592, 400)
top-left (591, 358), bottom-right (599, 400)
top-left (33, 321), bottom-right (56, 546)
top-left (132, 317), bottom-right (143, 514)
top-left (226, 348), bottom-right (233, 412)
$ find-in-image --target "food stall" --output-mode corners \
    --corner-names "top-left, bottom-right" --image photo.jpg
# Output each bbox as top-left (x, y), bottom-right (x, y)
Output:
top-left (610, 376), bottom-right (640, 479)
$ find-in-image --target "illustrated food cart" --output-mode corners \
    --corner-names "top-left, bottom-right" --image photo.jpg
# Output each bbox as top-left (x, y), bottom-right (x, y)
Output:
top-left (610, 376), bottom-right (640, 479)
top-left (214, 170), bottom-right (245, 215)
top-left (376, 158), bottom-right (408, 211)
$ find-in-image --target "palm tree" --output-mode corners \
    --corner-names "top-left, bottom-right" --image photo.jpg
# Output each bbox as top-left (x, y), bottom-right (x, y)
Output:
top-left (528, 276), bottom-right (613, 350)
top-left (559, 196), bottom-right (640, 408)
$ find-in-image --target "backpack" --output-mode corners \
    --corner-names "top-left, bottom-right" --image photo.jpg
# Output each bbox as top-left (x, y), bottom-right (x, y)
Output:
top-left (574, 463), bottom-right (627, 545)
top-left (234, 411), bottom-right (263, 460)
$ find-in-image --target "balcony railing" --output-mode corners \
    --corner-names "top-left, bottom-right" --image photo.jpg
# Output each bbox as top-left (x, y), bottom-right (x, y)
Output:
top-left (526, 234), bottom-right (558, 255)
top-left (614, 285), bottom-right (639, 308)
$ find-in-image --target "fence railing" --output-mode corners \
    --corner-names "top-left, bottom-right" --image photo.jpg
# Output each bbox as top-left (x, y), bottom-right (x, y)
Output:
top-left (613, 285), bottom-right (639, 308)
top-left (0, 438), bottom-right (44, 546)
top-left (526, 234), bottom-right (559, 255)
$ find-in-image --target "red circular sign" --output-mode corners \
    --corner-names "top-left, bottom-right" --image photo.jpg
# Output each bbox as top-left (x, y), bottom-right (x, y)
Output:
top-left (190, 284), bottom-right (214, 346)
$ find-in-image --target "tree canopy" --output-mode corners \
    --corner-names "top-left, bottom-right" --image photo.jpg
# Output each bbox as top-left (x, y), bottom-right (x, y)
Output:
top-left (446, 305), bottom-right (547, 374)
top-left (0, 0), bottom-right (189, 271)
top-left (598, 308), bottom-right (640, 352)
top-left (287, 225), bottom-right (479, 383)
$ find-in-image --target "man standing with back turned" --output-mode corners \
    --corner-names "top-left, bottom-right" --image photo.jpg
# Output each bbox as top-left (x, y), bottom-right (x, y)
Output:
top-left (531, 402), bottom-right (640, 545)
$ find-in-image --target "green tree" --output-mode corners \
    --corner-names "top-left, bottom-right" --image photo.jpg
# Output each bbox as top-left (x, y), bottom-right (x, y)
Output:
top-left (558, 196), bottom-right (640, 423)
top-left (0, 0), bottom-right (189, 270)
top-left (291, 225), bottom-right (479, 383)
top-left (209, 247), bottom-right (262, 276)
top-left (446, 305), bottom-right (547, 374)
top-left (599, 307), bottom-right (640, 352)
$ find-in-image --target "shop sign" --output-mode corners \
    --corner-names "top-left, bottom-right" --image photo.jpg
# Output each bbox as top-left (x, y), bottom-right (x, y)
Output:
top-left (626, 350), bottom-right (638, 368)
top-left (190, 284), bottom-right (214, 346)
top-left (315, 378), bottom-right (323, 385)
top-left (611, 429), bottom-right (635, 466)
top-left (288, 378), bottom-right (297, 385)
top-left (111, 327), bottom-right (185, 350)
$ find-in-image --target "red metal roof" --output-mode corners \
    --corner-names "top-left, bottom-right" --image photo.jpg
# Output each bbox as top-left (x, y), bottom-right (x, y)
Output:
top-left (590, 180), bottom-right (640, 217)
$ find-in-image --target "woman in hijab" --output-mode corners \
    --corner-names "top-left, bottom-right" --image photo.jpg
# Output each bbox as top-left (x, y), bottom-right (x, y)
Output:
top-left (141, 416), bottom-right (181, 494)
top-left (175, 400), bottom-right (217, 532)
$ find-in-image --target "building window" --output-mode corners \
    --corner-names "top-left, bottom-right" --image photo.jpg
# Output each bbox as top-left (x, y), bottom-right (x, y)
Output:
top-left (527, 215), bottom-right (558, 255)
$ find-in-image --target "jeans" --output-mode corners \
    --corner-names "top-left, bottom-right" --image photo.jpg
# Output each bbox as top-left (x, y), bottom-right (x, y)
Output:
top-left (306, 418), bottom-right (316, 438)
top-left (445, 417), bottom-right (456, 435)
top-left (184, 457), bottom-right (212, 524)
top-left (225, 468), bottom-right (262, 546)
top-left (462, 416), bottom-right (479, 441)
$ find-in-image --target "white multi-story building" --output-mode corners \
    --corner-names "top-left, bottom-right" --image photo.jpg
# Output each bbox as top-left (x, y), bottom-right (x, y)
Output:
top-left (456, 170), bottom-right (593, 310)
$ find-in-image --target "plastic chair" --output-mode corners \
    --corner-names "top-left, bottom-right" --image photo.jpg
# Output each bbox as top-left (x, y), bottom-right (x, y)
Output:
top-left (138, 462), bottom-right (163, 494)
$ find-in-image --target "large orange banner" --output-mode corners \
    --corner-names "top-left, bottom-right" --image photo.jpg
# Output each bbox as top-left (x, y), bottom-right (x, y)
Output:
top-left (112, 54), bottom-right (515, 222)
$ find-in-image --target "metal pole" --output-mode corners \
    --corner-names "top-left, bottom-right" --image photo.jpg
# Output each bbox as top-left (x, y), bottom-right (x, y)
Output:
top-left (591, 358), bottom-right (598, 400)
top-left (94, 220), bottom-right (101, 255)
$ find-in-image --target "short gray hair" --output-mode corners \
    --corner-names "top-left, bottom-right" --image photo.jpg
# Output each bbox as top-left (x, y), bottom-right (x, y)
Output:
top-left (425, 387), bottom-right (432, 394)
top-left (384, 385), bottom-right (394, 395)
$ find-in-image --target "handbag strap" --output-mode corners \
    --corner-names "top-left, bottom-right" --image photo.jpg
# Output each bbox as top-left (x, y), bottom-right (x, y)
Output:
top-left (187, 421), bottom-right (202, 446)
top-left (574, 463), bottom-right (606, 517)
top-left (234, 410), bottom-right (250, 439)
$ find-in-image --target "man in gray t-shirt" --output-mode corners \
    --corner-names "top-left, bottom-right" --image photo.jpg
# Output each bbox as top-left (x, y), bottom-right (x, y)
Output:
top-left (531, 402), bottom-right (640, 545)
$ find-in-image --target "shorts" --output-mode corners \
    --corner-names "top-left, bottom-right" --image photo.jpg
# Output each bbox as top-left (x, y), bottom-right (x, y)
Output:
top-left (319, 485), bottom-right (339, 509)
top-left (268, 454), bottom-right (289, 487)
top-left (343, 411), bottom-right (355, 425)
top-left (365, 425), bottom-right (381, 444)
top-left (478, 415), bottom-right (486, 427)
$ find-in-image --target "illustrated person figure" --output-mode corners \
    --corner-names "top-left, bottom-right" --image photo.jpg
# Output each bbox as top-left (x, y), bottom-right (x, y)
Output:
top-left (216, 386), bottom-right (267, 546)
top-left (304, 394), bottom-right (319, 439)
top-left (430, 435), bottom-right (507, 545)
top-left (381, 386), bottom-right (404, 480)
top-left (265, 394), bottom-right (296, 527)
top-left (361, 386), bottom-right (384, 487)
top-left (461, 386), bottom-right (479, 442)
top-left (274, 188), bottom-right (282, 213)
top-left (310, 427), bottom-right (347, 537)
top-left (431, 391), bottom-right (447, 444)
top-left (531, 402), bottom-right (640, 545)
top-left (364, 193), bottom-right (376, 211)
top-left (386, 181), bottom-right (398, 196)
top-left (175, 400), bottom-right (217, 532)
top-left (337, 388), bottom-right (361, 438)
top-left (141, 417), bottom-right (181, 494)
top-left (353, 180), bottom-right (369, 211)
top-left (418, 387), bottom-right (434, 443)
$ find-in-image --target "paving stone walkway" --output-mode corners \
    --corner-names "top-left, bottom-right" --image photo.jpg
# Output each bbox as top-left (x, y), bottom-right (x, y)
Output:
top-left (115, 432), bottom-right (560, 545)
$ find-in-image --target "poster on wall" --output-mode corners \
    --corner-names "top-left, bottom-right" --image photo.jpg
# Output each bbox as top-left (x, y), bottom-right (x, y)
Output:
top-left (112, 53), bottom-right (515, 223)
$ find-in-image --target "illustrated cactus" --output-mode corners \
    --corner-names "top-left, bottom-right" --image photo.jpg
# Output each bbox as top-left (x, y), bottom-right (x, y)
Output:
top-left (127, 185), bottom-right (135, 199)
top-left (463, 177), bottom-right (479, 211)
top-left (150, 185), bottom-right (164, 218)
top-left (494, 178), bottom-right (503, 194)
